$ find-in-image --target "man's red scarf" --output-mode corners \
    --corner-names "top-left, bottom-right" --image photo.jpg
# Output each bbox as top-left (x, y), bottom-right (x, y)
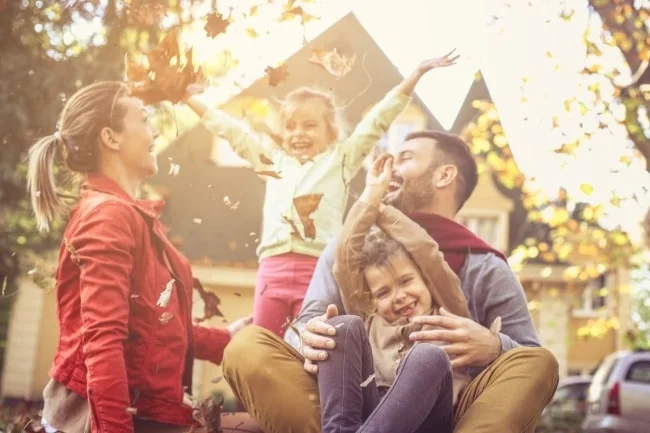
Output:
top-left (408, 212), bottom-right (508, 276)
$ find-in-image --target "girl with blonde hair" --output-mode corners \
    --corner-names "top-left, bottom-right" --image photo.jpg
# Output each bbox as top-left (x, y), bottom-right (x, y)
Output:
top-left (185, 51), bottom-right (459, 337)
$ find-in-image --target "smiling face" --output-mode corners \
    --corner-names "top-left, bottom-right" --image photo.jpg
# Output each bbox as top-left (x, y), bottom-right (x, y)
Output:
top-left (280, 99), bottom-right (337, 161)
top-left (364, 250), bottom-right (433, 323)
top-left (384, 136), bottom-right (438, 212)
top-left (109, 96), bottom-right (160, 179)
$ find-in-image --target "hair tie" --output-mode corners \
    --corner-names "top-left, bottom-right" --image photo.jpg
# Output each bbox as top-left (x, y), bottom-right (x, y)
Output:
top-left (54, 131), bottom-right (63, 143)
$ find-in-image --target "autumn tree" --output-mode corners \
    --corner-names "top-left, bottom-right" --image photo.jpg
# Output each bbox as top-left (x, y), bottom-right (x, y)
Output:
top-left (588, 0), bottom-right (650, 170)
top-left (0, 0), bottom-right (318, 378)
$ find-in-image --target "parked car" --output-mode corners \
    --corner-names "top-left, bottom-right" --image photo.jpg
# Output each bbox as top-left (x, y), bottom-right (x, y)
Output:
top-left (582, 350), bottom-right (650, 433)
top-left (536, 376), bottom-right (592, 433)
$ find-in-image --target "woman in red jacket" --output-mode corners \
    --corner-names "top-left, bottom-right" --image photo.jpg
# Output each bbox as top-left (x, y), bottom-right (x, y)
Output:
top-left (27, 81), bottom-right (251, 433)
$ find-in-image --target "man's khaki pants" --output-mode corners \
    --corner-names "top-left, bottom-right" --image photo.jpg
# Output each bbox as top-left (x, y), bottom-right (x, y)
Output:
top-left (223, 325), bottom-right (559, 433)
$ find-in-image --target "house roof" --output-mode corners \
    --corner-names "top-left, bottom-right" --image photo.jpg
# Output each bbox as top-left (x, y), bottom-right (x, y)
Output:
top-left (234, 12), bottom-right (444, 130)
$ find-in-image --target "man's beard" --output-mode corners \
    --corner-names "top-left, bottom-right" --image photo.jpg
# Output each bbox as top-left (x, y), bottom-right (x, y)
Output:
top-left (385, 164), bottom-right (435, 213)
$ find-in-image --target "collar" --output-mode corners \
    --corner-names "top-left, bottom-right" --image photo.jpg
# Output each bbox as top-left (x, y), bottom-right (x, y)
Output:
top-left (82, 173), bottom-right (166, 219)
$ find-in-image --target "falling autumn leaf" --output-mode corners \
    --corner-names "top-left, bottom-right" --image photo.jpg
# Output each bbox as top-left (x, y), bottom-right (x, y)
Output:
top-left (205, 12), bottom-right (230, 38)
top-left (245, 28), bottom-right (260, 38)
top-left (293, 193), bottom-right (323, 239)
top-left (254, 170), bottom-right (283, 179)
top-left (223, 195), bottom-right (240, 209)
top-left (193, 278), bottom-right (224, 323)
top-left (259, 153), bottom-right (273, 165)
top-left (265, 64), bottom-right (289, 87)
top-left (309, 48), bottom-right (356, 78)
top-left (125, 29), bottom-right (203, 105)
top-left (280, 2), bottom-right (319, 24)
top-left (580, 183), bottom-right (594, 196)
top-left (193, 395), bottom-right (223, 433)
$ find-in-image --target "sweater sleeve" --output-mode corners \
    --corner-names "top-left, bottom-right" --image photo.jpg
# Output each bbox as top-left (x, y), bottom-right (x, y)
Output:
top-left (340, 88), bottom-right (410, 177)
top-left (333, 201), bottom-right (381, 316)
top-left (74, 202), bottom-right (135, 433)
top-left (471, 255), bottom-right (541, 351)
top-left (201, 108), bottom-right (277, 173)
top-left (192, 325), bottom-right (231, 365)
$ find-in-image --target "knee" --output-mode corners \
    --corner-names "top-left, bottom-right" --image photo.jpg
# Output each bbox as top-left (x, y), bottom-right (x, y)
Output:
top-left (513, 347), bottom-right (559, 380)
top-left (326, 315), bottom-right (365, 341)
top-left (506, 347), bottom-right (559, 395)
top-left (529, 347), bottom-right (560, 386)
top-left (223, 325), bottom-right (276, 379)
top-left (408, 344), bottom-right (451, 375)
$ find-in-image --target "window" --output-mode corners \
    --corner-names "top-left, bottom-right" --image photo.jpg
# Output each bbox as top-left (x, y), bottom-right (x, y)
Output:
top-left (574, 273), bottom-right (609, 317)
top-left (626, 361), bottom-right (650, 384)
top-left (458, 214), bottom-right (501, 248)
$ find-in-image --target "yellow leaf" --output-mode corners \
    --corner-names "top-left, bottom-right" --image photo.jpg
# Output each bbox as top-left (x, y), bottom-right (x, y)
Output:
top-left (245, 28), bottom-right (259, 38)
top-left (610, 196), bottom-right (622, 207)
top-left (619, 155), bottom-right (632, 165)
top-left (549, 208), bottom-right (570, 227)
top-left (580, 184), bottom-right (594, 196)
top-left (472, 137), bottom-right (491, 153)
top-left (493, 133), bottom-right (508, 148)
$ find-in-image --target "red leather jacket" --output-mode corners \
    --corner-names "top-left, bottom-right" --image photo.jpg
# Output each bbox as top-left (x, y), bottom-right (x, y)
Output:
top-left (49, 174), bottom-right (230, 431)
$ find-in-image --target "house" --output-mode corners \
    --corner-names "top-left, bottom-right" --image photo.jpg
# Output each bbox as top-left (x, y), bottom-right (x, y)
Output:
top-left (0, 12), bottom-right (632, 405)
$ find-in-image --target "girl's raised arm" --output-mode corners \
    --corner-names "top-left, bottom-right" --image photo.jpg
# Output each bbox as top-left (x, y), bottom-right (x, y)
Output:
top-left (184, 85), bottom-right (276, 173)
top-left (341, 50), bottom-right (459, 176)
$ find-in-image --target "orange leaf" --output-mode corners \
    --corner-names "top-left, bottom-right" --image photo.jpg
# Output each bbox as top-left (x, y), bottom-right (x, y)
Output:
top-left (259, 154), bottom-right (273, 165)
top-left (205, 12), bottom-right (230, 38)
top-left (309, 48), bottom-right (356, 78)
top-left (280, 5), bottom-right (319, 23)
top-left (293, 193), bottom-right (323, 239)
top-left (254, 170), bottom-right (282, 179)
top-left (125, 29), bottom-right (201, 105)
top-left (264, 64), bottom-right (289, 87)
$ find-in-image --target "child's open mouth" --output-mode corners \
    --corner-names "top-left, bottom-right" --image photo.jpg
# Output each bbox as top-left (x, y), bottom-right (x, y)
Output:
top-left (396, 301), bottom-right (417, 317)
top-left (291, 141), bottom-right (313, 152)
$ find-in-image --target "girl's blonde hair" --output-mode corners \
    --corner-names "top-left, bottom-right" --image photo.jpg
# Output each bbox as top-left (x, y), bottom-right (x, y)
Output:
top-left (281, 87), bottom-right (348, 142)
top-left (27, 81), bottom-right (130, 232)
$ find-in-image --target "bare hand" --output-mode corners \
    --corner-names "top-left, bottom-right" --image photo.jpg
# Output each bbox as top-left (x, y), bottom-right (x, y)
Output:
top-left (302, 304), bottom-right (339, 374)
top-left (366, 154), bottom-right (393, 191)
top-left (183, 82), bottom-right (208, 101)
top-left (361, 154), bottom-right (393, 206)
top-left (226, 314), bottom-right (253, 337)
top-left (409, 308), bottom-right (501, 368)
top-left (417, 49), bottom-right (459, 74)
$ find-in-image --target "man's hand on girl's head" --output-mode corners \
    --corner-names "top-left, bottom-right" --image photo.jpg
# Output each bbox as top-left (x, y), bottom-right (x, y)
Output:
top-left (301, 304), bottom-right (339, 374)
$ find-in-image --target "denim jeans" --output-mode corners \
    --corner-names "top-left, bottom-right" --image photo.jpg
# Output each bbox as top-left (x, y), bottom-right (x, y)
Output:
top-left (318, 315), bottom-right (454, 433)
